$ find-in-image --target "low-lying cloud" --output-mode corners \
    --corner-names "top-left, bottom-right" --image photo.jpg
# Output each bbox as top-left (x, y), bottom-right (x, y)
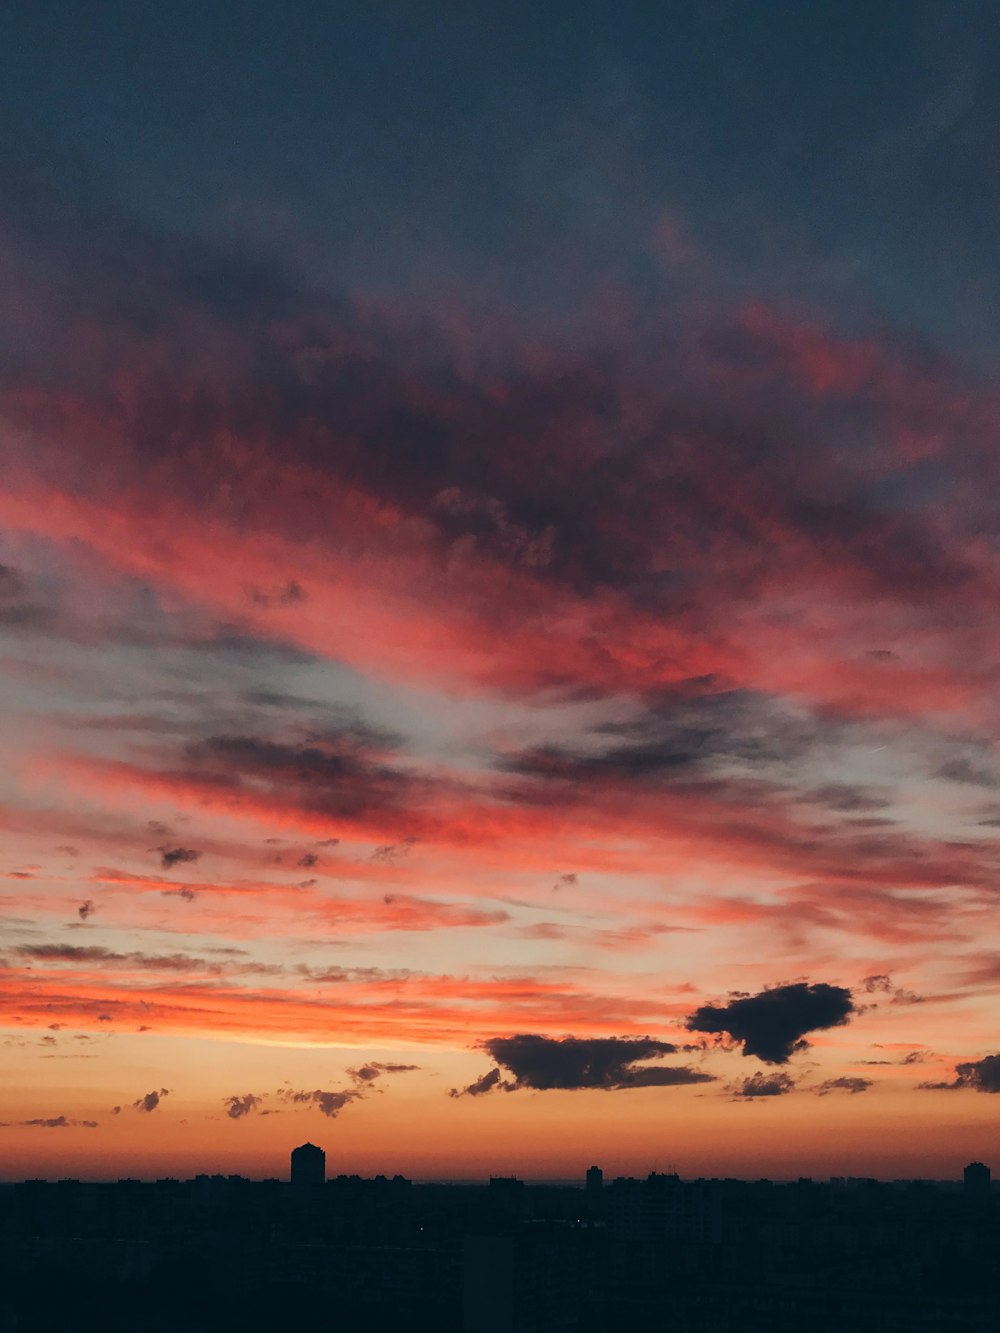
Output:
top-left (732, 1071), bottom-right (796, 1098)
top-left (132, 1088), bottom-right (170, 1113)
top-left (449, 1034), bottom-right (714, 1096)
top-left (0, 1115), bottom-right (98, 1128)
top-left (686, 982), bottom-right (856, 1063)
top-left (814, 1076), bottom-right (872, 1095)
top-left (919, 1053), bottom-right (1000, 1093)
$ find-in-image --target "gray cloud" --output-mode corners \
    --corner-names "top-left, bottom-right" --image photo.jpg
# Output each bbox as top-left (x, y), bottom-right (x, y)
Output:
top-left (448, 1067), bottom-right (508, 1098)
top-left (224, 1093), bottom-right (263, 1119)
top-left (0, 1115), bottom-right (98, 1128)
top-left (158, 846), bottom-right (201, 869)
top-left (733, 1071), bottom-right (796, 1098)
top-left (687, 982), bottom-right (856, 1064)
top-left (282, 1088), bottom-right (363, 1118)
top-left (814, 1076), bottom-right (873, 1095)
top-left (132, 1088), bottom-right (169, 1113)
top-left (346, 1062), bottom-right (420, 1085)
top-left (451, 1034), bottom-right (715, 1095)
top-left (919, 1053), bottom-right (1000, 1092)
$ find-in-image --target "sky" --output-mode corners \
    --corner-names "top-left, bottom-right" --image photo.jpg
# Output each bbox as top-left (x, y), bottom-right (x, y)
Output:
top-left (3, 0), bottom-right (1000, 1182)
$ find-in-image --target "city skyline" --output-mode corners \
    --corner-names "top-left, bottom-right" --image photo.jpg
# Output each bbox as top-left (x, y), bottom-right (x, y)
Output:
top-left (5, 2), bottom-right (1000, 1182)
top-left (5, 1145), bottom-right (994, 1188)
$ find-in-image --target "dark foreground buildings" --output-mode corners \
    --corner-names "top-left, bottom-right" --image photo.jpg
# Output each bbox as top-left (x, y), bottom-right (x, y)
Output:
top-left (0, 1160), bottom-right (997, 1331)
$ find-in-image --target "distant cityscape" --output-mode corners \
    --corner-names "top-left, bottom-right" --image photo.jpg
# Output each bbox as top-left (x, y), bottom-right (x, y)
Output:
top-left (1, 1146), bottom-right (998, 1331)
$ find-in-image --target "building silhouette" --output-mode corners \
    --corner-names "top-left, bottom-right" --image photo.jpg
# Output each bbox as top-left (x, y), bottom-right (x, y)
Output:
top-left (4, 1159), bottom-right (1000, 1330)
top-left (964, 1160), bottom-right (991, 1195)
top-left (290, 1141), bottom-right (325, 1186)
top-left (586, 1164), bottom-right (603, 1194)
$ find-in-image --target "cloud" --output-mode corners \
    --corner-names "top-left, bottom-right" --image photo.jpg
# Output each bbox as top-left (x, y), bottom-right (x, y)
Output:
top-left (448, 1067), bottom-right (509, 1099)
top-left (77, 899), bottom-right (96, 920)
top-left (919, 1053), bottom-right (1000, 1093)
top-left (686, 982), bottom-right (856, 1063)
top-left (15, 944), bottom-right (277, 976)
top-left (158, 847), bottom-right (201, 869)
top-left (814, 1076), bottom-right (873, 1095)
top-left (248, 580), bottom-right (304, 608)
top-left (0, 1115), bottom-right (98, 1128)
top-left (372, 837), bottom-right (418, 863)
top-left (346, 1062), bottom-right (419, 1085)
top-left (282, 1088), bottom-right (363, 1118)
top-left (503, 686), bottom-right (820, 790)
top-left (936, 756), bottom-right (1000, 789)
top-left (278, 1060), bottom-right (418, 1117)
top-left (733, 1072), bottom-right (796, 1098)
top-left (132, 1088), bottom-right (169, 1112)
top-left (224, 1093), bottom-right (263, 1119)
top-left (860, 973), bottom-right (924, 1006)
top-left (862, 973), bottom-right (894, 994)
top-left (452, 1034), bottom-right (715, 1095)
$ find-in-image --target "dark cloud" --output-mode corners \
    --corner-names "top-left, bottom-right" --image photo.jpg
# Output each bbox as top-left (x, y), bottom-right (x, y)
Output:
top-left (15, 944), bottom-right (277, 975)
top-left (686, 982), bottom-right (856, 1063)
top-left (453, 1034), bottom-right (715, 1095)
top-left (503, 686), bottom-right (820, 790)
top-left (248, 579), bottom-right (305, 608)
top-left (936, 756), bottom-right (1000, 789)
top-left (0, 1115), bottom-right (98, 1128)
top-left (346, 1062), bottom-right (420, 1085)
top-left (279, 1062), bottom-right (417, 1117)
top-left (0, 563), bottom-right (51, 629)
top-left (862, 974), bottom-right (894, 993)
top-left (77, 899), bottom-right (96, 920)
top-left (158, 846), bottom-right (201, 869)
top-left (860, 974), bottom-right (924, 1006)
top-left (814, 1076), bottom-right (873, 1095)
top-left (808, 783), bottom-right (890, 813)
top-left (224, 1093), bottom-right (263, 1119)
top-left (179, 729), bottom-right (417, 826)
top-left (919, 1053), bottom-right (1000, 1093)
top-left (282, 1088), bottom-right (363, 1118)
top-left (0, 564), bottom-right (26, 601)
top-left (297, 852), bottom-right (318, 868)
top-left (448, 1067), bottom-right (508, 1099)
top-left (132, 1088), bottom-right (169, 1113)
top-left (733, 1072), bottom-right (796, 1098)
top-left (372, 837), bottom-right (417, 862)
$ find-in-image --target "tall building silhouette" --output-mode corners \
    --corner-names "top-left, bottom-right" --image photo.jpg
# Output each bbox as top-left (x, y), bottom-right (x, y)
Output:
top-left (964, 1161), bottom-right (991, 1195)
top-left (290, 1141), bottom-right (325, 1186)
top-left (586, 1164), bottom-right (603, 1194)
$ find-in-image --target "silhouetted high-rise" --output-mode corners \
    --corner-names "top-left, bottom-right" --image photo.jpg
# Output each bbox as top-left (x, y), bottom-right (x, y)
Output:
top-left (290, 1141), bottom-right (325, 1186)
top-left (586, 1164), bottom-right (603, 1193)
top-left (964, 1161), bottom-right (991, 1195)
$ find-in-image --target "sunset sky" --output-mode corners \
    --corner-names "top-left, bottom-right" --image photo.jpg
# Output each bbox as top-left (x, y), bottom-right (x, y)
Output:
top-left (4, 1), bottom-right (1000, 1182)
